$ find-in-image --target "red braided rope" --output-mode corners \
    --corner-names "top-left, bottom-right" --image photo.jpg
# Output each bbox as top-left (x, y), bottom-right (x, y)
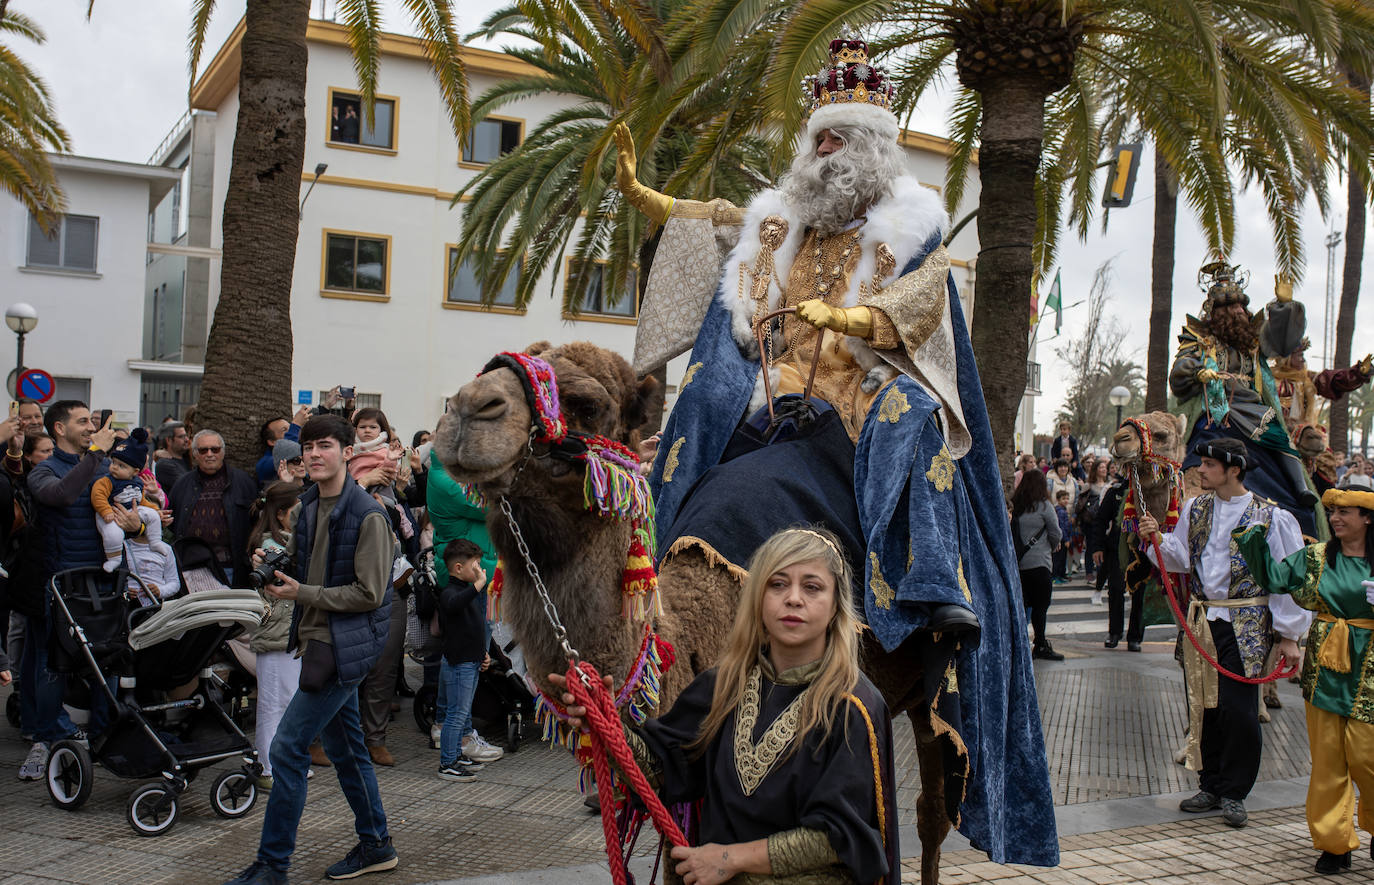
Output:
top-left (566, 659), bottom-right (687, 885)
top-left (1149, 534), bottom-right (1298, 685)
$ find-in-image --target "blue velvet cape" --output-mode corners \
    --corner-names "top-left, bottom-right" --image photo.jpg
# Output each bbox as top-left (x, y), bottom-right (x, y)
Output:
top-left (648, 233), bottom-right (1058, 866)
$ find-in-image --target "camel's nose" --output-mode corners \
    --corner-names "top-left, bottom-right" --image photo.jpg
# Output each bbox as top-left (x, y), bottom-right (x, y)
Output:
top-left (457, 384), bottom-right (509, 422)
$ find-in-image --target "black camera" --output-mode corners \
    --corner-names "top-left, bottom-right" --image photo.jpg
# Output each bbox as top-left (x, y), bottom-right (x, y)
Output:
top-left (249, 547), bottom-right (293, 590)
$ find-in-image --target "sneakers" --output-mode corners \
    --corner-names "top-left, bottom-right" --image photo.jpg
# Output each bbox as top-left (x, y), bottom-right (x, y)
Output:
top-left (438, 761), bottom-right (476, 782)
top-left (221, 861), bottom-right (288, 885)
top-left (463, 733), bottom-right (504, 763)
top-left (325, 838), bottom-right (399, 880)
top-left (1219, 798), bottom-right (1247, 827)
top-left (429, 725), bottom-right (442, 749)
top-left (1032, 642), bottom-right (1065, 661)
top-left (68, 727), bottom-right (89, 748)
top-left (255, 775), bottom-right (274, 791)
top-left (1314, 850), bottom-right (1351, 874)
top-left (1178, 790), bottom-right (1220, 813)
top-left (17, 742), bottom-right (47, 781)
top-left (1091, 591), bottom-right (1102, 605)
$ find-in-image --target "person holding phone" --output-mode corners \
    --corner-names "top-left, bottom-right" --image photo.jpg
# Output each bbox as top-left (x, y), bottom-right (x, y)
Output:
top-left (21, 402), bottom-right (140, 779)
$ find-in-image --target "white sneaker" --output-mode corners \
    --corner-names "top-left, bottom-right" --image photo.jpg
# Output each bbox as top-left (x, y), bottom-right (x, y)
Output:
top-left (17, 742), bottom-right (47, 781)
top-left (463, 733), bottom-right (504, 763)
top-left (430, 724), bottom-right (442, 743)
top-left (1091, 591), bottom-right (1102, 605)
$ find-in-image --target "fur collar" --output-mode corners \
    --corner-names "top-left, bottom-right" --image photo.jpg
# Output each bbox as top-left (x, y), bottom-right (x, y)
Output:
top-left (353, 432), bottom-right (390, 454)
top-left (719, 175), bottom-right (948, 346)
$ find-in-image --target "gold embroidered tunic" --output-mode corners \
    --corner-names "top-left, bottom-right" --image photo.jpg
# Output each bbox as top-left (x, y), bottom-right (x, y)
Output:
top-left (622, 656), bottom-right (897, 884)
top-left (772, 228), bottom-right (901, 441)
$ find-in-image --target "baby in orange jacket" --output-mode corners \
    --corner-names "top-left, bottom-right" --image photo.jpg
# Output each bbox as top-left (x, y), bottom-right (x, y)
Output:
top-left (91, 428), bottom-right (172, 574)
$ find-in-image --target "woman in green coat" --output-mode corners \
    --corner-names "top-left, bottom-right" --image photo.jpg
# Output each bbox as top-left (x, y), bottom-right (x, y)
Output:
top-left (1236, 475), bottom-right (1374, 875)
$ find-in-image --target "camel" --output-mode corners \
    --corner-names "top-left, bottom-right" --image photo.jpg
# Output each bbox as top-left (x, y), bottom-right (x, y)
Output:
top-left (1108, 411), bottom-right (1188, 520)
top-left (435, 340), bottom-right (958, 885)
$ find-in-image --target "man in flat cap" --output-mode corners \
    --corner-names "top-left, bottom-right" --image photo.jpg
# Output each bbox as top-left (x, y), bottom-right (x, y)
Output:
top-left (1138, 437), bottom-right (1311, 828)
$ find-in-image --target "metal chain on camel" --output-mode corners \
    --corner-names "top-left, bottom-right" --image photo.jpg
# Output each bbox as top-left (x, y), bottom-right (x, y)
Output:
top-left (1130, 466), bottom-right (1298, 685)
top-left (497, 491), bottom-right (687, 885)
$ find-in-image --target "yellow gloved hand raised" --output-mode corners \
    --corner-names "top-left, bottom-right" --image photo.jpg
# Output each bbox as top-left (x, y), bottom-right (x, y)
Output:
top-left (612, 123), bottom-right (673, 225)
top-left (1197, 368), bottom-right (1221, 384)
top-left (796, 301), bottom-right (875, 338)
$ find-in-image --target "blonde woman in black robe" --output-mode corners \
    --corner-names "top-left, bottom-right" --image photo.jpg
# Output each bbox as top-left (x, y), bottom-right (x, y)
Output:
top-left (555, 527), bottom-right (897, 885)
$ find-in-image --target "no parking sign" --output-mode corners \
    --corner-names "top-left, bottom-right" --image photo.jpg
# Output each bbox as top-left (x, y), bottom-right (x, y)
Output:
top-left (17, 369), bottom-right (55, 403)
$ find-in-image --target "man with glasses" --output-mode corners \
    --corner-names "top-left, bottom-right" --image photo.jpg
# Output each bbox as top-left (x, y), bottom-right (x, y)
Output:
top-left (168, 429), bottom-right (257, 585)
top-left (154, 421), bottom-right (193, 492)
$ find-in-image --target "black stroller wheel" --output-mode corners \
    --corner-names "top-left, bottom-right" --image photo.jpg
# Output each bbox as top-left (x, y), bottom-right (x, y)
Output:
top-left (210, 768), bottom-right (258, 819)
top-left (413, 683), bottom-right (437, 733)
top-left (46, 739), bottom-right (93, 810)
top-left (5, 692), bottom-right (18, 728)
top-left (506, 714), bottom-right (522, 753)
top-left (127, 782), bottom-right (179, 836)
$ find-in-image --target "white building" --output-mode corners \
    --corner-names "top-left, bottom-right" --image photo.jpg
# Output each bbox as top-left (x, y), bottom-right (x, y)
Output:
top-left (0, 154), bottom-right (180, 422)
top-left (170, 17), bottom-right (987, 436)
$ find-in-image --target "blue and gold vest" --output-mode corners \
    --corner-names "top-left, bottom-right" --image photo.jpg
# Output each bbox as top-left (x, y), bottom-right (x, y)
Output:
top-left (1186, 492), bottom-right (1276, 677)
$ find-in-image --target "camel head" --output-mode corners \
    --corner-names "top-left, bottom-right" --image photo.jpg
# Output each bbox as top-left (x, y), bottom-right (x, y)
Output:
top-left (433, 340), bottom-right (656, 497)
top-left (1110, 410), bottom-right (1188, 469)
top-left (1293, 424), bottom-right (1328, 459)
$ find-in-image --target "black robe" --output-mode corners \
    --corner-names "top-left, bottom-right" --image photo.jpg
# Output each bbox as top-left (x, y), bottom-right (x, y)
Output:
top-left (636, 662), bottom-right (898, 884)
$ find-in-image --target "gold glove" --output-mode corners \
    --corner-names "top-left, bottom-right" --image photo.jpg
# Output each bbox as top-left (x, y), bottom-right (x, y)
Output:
top-left (1197, 368), bottom-right (1221, 384)
top-left (612, 123), bottom-right (673, 225)
top-left (1274, 274), bottom-right (1293, 302)
top-left (1358, 354), bottom-right (1373, 376)
top-left (796, 300), bottom-right (875, 338)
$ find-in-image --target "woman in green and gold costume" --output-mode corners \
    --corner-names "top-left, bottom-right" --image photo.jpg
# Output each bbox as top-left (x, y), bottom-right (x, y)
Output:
top-left (1236, 475), bottom-right (1374, 875)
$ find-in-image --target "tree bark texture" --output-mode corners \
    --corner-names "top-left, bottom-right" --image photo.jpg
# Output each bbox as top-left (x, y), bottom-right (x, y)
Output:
top-left (970, 77), bottom-right (1047, 491)
top-left (1146, 152), bottom-right (1178, 413)
top-left (198, 0), bottom-right (310, 469)
top-left (1330, 66), bottom-right (1370, 453)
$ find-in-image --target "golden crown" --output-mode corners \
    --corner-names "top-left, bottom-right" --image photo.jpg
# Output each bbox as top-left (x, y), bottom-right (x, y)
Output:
top-left (804, 36), bottom-right (897, 116)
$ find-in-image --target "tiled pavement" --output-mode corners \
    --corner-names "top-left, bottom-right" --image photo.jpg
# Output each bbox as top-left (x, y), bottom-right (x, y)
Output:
top-left (0, 593), bottom-right (1332, 884)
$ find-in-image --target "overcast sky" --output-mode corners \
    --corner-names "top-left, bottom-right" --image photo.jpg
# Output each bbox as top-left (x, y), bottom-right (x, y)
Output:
top-left (18, 0), bottom-right (1374, 437)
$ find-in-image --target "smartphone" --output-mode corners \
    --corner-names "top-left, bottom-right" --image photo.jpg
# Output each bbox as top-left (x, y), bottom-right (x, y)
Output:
top-left (338, 386), bottom-right (356, 399)
top-left (99, 408), bottom-right (113, 426)
top-left (8, 401), bottom-right (16, 418)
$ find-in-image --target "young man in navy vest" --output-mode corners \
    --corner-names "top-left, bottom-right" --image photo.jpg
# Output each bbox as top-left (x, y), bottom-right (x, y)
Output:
top-left (225, 414), bottom-right (397, 885)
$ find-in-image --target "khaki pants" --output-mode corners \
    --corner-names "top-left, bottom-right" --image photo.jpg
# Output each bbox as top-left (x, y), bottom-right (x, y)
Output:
top-left (360, 598), bottom-right (408, 746)
top-left (1305, 702), bottom-right (1374, 853)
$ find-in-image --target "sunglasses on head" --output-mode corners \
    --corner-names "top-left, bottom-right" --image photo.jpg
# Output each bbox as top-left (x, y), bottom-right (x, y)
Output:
top-left (196, 445), bottom-right (222, 454)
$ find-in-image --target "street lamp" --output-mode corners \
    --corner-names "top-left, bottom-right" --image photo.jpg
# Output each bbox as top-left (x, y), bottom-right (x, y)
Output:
top-left (1108, 385), bottom-right (1131, 433)
top-left (5, 303), bottom-right (37, 396)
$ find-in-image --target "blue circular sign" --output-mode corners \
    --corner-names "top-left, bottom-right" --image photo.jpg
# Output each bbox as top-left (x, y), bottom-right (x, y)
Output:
top-left (17, 369), bottom-right (54, 403)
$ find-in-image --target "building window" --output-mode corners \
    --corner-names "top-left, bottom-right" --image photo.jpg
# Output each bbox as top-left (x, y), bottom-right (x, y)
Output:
top-left (565, 260), bottom-right (637, 320)
top-left (53, 376), bottom-right (91, 404)
top-left (27, 214), bottom-right (99, 272)
top-left (445, 247), bottom-right (522, 312)
top-left (322, 231), bottom-right (390, 298)
top-left (461, 117), bottom-right (523, 166)
top-left (318, 391), bottom-right (381, 411)
top-left (328, 89), bottom-right (398, 152)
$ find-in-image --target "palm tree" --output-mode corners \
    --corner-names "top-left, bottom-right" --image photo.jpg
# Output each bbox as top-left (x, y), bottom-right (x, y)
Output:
top-left (172, 0), bottom-right (470, 465)
top-left (1330, 56), bottom-right (1374, 452)
top-left (454, 0), bottom-right (778, 315)
top-left (0, 5), bottom-right (70, 234)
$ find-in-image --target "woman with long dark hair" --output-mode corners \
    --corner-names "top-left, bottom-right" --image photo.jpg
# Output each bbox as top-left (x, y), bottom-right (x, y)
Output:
top-left (1011, 467), bottom-right (1063, 661)
top-left (1237, 475), bottom-right (1374, 874)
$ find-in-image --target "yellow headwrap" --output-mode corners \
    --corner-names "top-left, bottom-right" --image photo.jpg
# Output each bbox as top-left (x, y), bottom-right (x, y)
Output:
top-left (1321, 488), bottom-right (1374, 511)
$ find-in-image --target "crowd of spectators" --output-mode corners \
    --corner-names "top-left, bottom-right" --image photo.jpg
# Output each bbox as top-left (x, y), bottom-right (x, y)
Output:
top-left (0, 393), bottom-right (504, 884)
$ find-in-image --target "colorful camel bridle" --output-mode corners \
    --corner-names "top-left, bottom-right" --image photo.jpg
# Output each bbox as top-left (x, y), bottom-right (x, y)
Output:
top-left (1118, 416), bottom-right (1183, 537)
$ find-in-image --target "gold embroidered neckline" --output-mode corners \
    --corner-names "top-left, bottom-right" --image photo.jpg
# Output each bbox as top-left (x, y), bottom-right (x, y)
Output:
top-left (758, 652), bottom-right (823, 685)
top-left (734, 665), bottom-right (810, 796)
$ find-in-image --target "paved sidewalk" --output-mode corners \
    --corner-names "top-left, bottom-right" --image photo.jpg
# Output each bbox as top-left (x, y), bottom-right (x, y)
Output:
top-left (0, 635), bottom-right (1324, 884)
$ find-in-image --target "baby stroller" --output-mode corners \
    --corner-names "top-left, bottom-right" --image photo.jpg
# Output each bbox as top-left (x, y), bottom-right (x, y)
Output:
top-left (174, 536), bottom-right (258, 727)
top-left (44, 565), bottom-right (268, 836)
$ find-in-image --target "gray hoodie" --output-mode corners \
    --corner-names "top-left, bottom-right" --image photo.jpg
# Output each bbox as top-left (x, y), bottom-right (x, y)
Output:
top-left (1013, 499), bottom-right (1062, 572)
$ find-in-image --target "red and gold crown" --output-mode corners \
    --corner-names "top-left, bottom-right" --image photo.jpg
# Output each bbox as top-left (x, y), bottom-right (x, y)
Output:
top-left (805, 36), bottom-right (897, 117)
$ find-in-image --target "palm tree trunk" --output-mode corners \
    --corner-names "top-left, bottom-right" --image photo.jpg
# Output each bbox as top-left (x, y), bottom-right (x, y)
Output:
top-left (197, 0), bottom-right (310, 468)
top-left (970, 78), bottom-right (1047, 489)
top-left (1330, 63), bottom-right (1371, 454)
top-left (1146, 151), bottom-right (1177, 412)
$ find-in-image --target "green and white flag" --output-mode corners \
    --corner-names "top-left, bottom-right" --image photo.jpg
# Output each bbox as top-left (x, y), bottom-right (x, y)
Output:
top-left (1045, 270), bottom-right (1063, 333)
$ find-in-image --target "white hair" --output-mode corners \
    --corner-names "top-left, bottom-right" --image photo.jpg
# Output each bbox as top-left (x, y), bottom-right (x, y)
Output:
top-left (780, 123), bottom-right (908, 235)
top-left (192, 429), bottom-right (224, 449)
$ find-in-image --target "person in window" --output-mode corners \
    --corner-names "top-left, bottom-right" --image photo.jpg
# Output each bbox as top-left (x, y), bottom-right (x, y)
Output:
top-left (339, 104), bottom-right (360, 144)
top-left (554, 527), bottom-right (897, 885)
